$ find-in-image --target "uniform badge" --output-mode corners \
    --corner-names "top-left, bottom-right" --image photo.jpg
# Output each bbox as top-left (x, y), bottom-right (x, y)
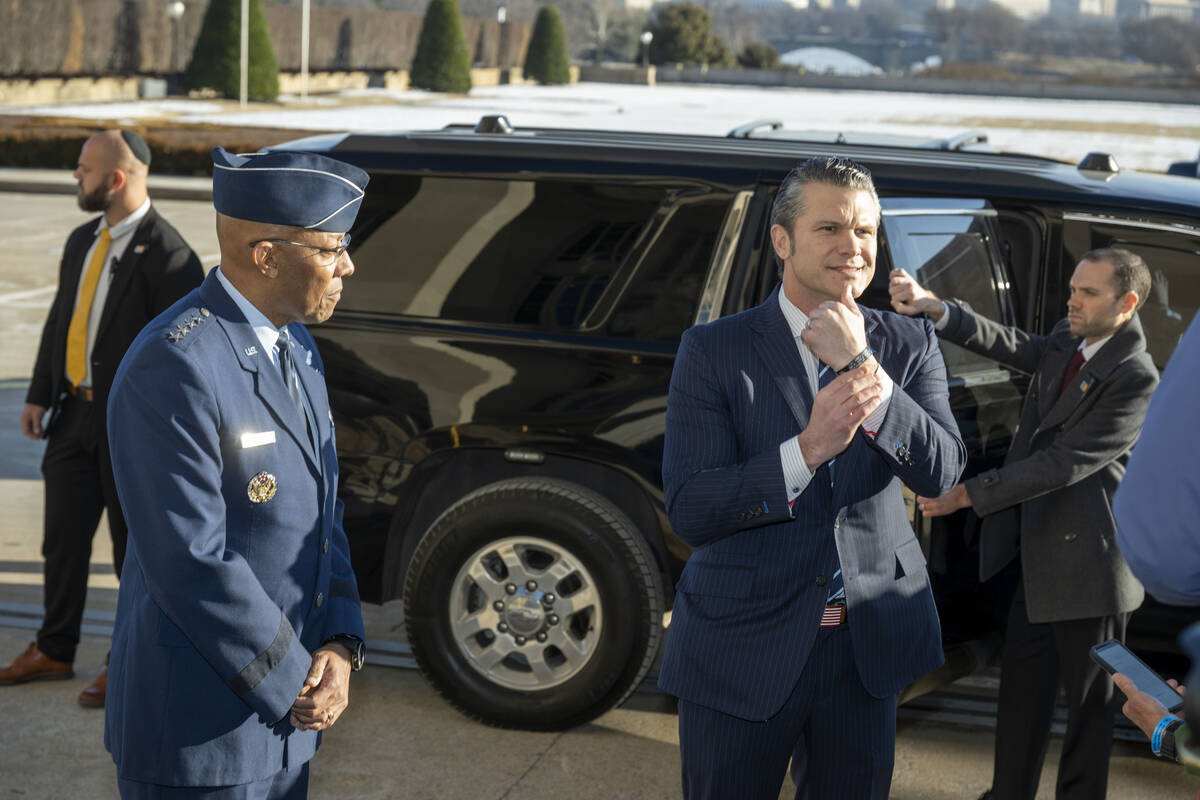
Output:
top-left (247, 471), bottom-right (277, 503)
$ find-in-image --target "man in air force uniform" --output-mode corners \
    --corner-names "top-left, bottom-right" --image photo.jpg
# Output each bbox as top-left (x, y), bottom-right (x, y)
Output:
top-left (105, 148), bottom-right (369, 799)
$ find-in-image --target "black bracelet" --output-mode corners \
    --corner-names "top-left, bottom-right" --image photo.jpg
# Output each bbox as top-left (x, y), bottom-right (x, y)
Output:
top-left (837, 347), bottom-right (874, 374)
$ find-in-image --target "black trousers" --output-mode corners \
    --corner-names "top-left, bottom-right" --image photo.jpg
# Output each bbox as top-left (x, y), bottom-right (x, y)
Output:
top-left (37, 394), bottom-right (127, 663)
top-left (990, 575), bottom-right (1127, 800)
top-left (678, 625), bottom-right (895, 800)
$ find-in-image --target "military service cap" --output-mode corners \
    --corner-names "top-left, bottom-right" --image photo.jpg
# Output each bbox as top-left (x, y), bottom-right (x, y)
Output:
top-left (211, 147), bottom-right (369, 233)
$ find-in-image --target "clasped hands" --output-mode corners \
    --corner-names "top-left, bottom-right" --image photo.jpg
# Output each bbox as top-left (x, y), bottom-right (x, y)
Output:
top-left (289, 643), bottom-right (353, 732)
top-left (797, 285), bottom-right (882, 471)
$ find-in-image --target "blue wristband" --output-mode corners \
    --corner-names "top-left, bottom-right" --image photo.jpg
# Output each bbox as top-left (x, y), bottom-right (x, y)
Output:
top-left (1151, 715), bottom-right (1178, 756)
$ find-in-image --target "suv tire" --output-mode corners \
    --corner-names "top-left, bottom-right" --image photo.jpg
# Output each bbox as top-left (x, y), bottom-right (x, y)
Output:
top-left (403, 477), bottom-right (664, 730)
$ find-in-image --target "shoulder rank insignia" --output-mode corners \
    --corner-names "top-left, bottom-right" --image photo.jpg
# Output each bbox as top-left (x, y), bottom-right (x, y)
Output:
top-left (247, 471), bottom-right (277, 503)
top-left (164, 308), bottom-right (212, 343)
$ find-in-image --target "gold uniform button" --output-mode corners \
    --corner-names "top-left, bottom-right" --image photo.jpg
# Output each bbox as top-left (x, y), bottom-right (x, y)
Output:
top-left (315, 593), bottom-right (324, 607)
top-left (323, 539), bottom-right (330, 554)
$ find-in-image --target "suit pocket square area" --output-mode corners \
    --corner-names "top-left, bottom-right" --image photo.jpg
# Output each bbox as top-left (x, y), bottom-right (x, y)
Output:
top-left (240, 430), bottom-right (277, 448)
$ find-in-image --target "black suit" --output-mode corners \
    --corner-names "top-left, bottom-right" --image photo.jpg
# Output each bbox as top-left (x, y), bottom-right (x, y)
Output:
top-left (28, 206), bottom-right (202, 663)
top-left (939, 305), bottom-right (1157, 800)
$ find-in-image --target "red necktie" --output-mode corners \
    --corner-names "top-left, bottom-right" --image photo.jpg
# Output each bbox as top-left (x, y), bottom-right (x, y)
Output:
top-left (1060, 349), bottom-right (1085, 395)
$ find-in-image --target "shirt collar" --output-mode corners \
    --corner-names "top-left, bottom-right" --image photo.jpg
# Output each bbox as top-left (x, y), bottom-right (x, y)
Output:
top-left (778, 289), bottom-right (811, 340)
top-left (213, 266), bottom-right (284, 364)
top-left (96, 197), bottom-right (151, 240)
top-left (1079, 334), bottom-right (1111, 362)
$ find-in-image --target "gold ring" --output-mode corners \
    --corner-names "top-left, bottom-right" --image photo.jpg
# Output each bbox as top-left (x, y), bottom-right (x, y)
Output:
top-left (325, 710), bottom-right (334, 722)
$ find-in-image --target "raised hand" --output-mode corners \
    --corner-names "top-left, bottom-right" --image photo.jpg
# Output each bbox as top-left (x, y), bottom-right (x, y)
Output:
top-left (801, 284), bottom-right (869, 370)
top-left (889, 269), bottom-right (944, 320)
top-left (797, 365), bottom-right (883, 470)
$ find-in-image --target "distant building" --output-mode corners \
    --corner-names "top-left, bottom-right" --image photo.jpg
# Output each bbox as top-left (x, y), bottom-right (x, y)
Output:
top-left (947, 0), bottom-right (1052, 17)
top-left (1051, 0), bottom-right (1117, 14)
top-left (1117, 0), bottom-right (1200, 17)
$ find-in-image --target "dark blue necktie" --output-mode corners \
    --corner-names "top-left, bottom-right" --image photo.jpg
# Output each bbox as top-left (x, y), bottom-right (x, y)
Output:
top-left (817, 362), bottom-right (844, 605)
top-left (278, 330), bottom-right (317, 457)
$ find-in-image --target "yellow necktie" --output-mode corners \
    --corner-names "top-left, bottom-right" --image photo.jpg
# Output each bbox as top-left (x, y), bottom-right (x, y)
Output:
top-left (66, 228), bottom-right (112, 387)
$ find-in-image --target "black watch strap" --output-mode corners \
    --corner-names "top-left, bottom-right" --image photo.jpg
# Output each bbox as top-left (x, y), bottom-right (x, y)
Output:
top-left (322, 634), bottom-right (365, 671)
top-left (837, 347), bottom-right (874, 374)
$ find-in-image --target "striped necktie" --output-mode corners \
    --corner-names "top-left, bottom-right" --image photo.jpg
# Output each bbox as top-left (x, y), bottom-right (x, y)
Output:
top-left (816, 362), bottom-right (845, 605)
top-left (65, 228), bottom-right (111, 387)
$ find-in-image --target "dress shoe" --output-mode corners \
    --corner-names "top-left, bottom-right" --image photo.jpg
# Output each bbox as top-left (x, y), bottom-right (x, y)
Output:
top-left (78, 665), bottom-right (107, 708)
top-left (0, 642), bottom-right (73, 685)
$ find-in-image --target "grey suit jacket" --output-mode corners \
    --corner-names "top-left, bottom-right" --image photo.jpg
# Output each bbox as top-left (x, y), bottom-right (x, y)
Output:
top-left (940, 304), bottom-right (1157, 623)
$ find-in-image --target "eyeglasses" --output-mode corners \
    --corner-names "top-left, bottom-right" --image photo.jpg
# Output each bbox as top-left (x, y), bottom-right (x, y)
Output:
top-left (249, 233), bottom-right (351, 265)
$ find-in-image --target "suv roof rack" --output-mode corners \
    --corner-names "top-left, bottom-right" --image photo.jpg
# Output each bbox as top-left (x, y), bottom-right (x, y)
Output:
top-left (727, 119), bottom-right (784, 139)
top-left (940, 130), bottom-right (988, 151)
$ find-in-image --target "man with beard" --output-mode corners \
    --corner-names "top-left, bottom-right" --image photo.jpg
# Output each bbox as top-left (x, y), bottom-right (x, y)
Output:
top-left (0, 130), bottom-right (203, 707)
top-left (890, 249), bottom-right (1157, 800)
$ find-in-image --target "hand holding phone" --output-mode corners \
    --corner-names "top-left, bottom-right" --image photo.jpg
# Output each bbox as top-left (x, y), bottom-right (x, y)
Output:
top-left (1090, 638), bottom-right (1184, 712)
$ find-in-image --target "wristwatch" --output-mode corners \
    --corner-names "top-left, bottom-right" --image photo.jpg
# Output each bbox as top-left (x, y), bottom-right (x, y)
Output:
top-left (322, 634), bottom-right (365, 671)
top-left (837, 347), bottom-right (875, 374)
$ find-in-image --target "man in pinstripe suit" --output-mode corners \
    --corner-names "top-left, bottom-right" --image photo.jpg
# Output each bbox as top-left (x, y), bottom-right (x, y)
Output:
top-left (659, 157), bottom-right (966, 799)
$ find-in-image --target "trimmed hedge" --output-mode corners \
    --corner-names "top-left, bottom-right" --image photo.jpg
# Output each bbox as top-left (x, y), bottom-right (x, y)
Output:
top-left (185, 0), bottom-right (279, 101)
top-left (0, 127), bottom-right (308, 176)
top-left (410, 0), bottom-right (472, 93)
top-left (524, 7), bottom-right (570, 85)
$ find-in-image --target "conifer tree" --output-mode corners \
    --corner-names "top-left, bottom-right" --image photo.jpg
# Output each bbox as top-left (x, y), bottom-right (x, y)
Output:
top-left (410, 0), bottom-right (473, 93)
top-left (184, 0), bottom-right (279, 101)
top-left (524, 6), bottom-right (571, 85)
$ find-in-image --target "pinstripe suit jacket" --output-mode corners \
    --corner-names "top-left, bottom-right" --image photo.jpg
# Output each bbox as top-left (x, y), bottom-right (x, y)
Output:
top-left (658, 288), bottom-right (966, 721)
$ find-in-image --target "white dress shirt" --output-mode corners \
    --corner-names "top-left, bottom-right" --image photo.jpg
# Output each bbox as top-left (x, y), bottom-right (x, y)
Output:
top-left (73, 198), bottom-right (151, 387)
top-left (777, 290), bottom-right (895, 507)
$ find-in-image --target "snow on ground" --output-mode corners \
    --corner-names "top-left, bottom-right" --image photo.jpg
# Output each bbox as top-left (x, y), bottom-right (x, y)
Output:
top-left (9, 82), bottom-right (1200, 173)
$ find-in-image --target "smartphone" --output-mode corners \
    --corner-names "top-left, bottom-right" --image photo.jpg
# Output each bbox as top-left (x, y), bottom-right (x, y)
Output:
top-left (1090, 638), bottom-right (1184, 712)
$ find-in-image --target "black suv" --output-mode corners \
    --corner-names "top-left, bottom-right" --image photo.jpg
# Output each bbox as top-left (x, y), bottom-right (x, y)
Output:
top-left (282, 119), bottom-right (1200, 730)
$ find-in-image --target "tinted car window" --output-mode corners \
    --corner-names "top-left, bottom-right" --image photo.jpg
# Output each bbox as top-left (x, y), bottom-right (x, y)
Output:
top-left (346, 174), bottom-right (720, 340)
top-left (882, 203), bottom-right (1010, 381)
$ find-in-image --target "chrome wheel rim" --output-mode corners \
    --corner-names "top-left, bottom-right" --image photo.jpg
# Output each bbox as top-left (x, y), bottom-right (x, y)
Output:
top-left (447, 536), bottom-right (603, 690)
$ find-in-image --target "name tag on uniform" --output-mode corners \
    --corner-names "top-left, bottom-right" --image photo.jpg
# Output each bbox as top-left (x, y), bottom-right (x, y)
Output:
top-left (240, 430), bottom-right (276, 448)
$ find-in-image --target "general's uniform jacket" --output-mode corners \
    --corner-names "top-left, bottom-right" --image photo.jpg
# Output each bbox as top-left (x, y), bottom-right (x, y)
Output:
top-left (28, 207), bottom-right (203, 420)
top-left (658, 288), bottom-right (966, 722)
top-left (942, 304), bottom-right (1158, 624)
top-left (105, 270), bottom-right (364, 787)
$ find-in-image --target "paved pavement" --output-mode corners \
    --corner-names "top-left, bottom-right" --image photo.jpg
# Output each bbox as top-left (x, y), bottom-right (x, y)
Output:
top-left (0, 187), bottom-right (1194, 798)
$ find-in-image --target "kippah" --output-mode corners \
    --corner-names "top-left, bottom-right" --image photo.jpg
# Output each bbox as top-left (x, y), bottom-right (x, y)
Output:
top-left (119, 130), bottom-right (151, 167)
top-left (211, 147), bottom-right (369, 233)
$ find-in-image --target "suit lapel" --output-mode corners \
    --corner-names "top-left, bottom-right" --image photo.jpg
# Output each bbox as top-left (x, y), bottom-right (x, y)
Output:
top-left (200, 274), bottom-right (322, 475)
top-left (1035, 339), bottom-right (1077, 421)
top-left (751, 289), bottom-right (815, 429)
top-left (96, 208), bottom-right (157, 345)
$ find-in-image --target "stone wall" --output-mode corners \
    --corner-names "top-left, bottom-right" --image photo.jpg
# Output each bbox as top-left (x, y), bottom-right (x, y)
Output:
top-left (0, 0), bottom-right (532, 78)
